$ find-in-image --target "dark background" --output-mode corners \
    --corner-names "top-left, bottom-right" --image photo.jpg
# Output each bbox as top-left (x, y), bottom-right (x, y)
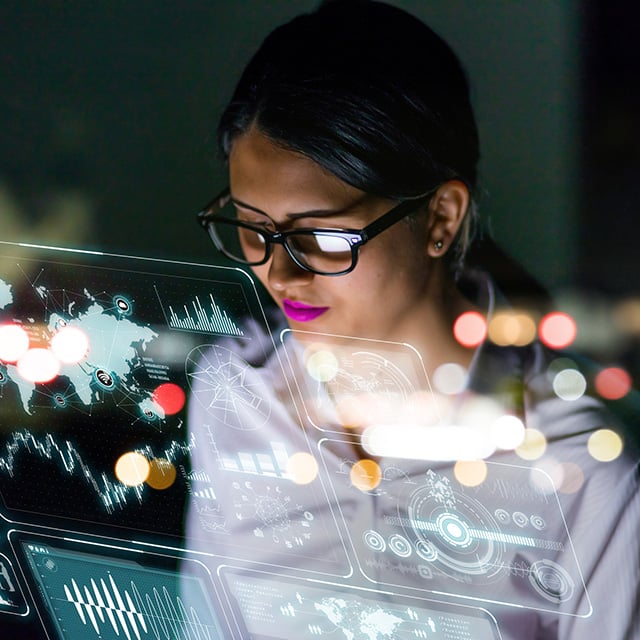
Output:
top-left (0, 3), bottom-right (639, 636)
top-left (1, 0), bottom-right (637, 291)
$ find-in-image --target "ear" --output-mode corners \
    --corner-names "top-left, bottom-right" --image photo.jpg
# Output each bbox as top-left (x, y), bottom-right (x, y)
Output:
top-left (426, 180), bottom-right (470, 258)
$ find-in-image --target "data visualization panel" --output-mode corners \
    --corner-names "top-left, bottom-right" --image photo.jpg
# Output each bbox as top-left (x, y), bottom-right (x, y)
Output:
top-left (318, 441), bottom-right (590, 617)
top-left (10, 531), bottom-right (229, 640)
top-left (0, 241), bottom-right (272, 539)
top-left (220, 566), bottom-right (500, 639)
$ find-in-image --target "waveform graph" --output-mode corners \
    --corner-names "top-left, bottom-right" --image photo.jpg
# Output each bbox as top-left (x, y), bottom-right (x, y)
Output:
top-left (154, 284), bottom-right (245, 337)
top-left (16, 535), bottom-right (229, 640)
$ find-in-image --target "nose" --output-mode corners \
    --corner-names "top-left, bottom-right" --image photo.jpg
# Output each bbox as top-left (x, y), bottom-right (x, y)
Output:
top-left (267, 245), bottom-right (314, 291)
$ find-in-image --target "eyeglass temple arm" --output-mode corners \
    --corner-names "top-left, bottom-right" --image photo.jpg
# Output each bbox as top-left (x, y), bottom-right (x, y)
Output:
top-left (196, 188), bottom-right (232, 226)
top-left (360, 194), bottom-right (432, 242)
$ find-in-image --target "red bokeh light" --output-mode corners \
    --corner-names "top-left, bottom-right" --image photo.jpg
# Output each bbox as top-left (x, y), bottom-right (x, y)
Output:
top-left (538, 312), bottom-right (577, 349)
top-left (453, 311), bottom-right (487, 348)
top-left (595, 367), bottom-right (632, 400)
top-left (152, 383), bottom-right (186, 415)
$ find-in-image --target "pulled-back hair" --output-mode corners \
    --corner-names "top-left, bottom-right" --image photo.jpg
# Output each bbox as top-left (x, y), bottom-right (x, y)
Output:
top-left (217, 0), bottom-right (480, 271)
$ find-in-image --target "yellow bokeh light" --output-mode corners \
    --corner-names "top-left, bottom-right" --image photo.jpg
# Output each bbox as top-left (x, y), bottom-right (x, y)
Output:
top-left (146, 458), bottom-right (177, 490)
top-left (350, 459), bottom-right (382, 492)
top-left (515, 428), bottom-right (547, 460)
top-left (587, 429), bottom-right (623, 462)
top-left (454, 459), bottom-right (487, 487)
top-left (286, 452), bottom-right (319, 485)
top-left (305, 348), bottom-right (339, 382)
top-left (114, 452), bottom-right (150, 487)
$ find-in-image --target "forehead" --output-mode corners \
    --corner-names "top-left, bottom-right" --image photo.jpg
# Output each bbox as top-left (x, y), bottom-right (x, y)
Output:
top-left (228, 126), bottom-right (369, 215)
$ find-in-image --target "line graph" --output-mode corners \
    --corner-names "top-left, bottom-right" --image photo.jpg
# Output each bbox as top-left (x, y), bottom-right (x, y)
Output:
top-left (0, 430), bottom-right (195, 513)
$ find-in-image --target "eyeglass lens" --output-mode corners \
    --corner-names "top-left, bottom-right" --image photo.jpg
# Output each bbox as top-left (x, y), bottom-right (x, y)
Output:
top-left (204, 198), bottom-right (357, 274)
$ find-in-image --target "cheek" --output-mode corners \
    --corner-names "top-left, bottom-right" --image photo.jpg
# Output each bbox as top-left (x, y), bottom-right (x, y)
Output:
top-left (249, 264), bottom-right (271, 292)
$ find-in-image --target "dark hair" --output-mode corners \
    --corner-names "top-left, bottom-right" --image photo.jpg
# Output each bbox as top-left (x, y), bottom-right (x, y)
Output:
top-left (217, 0), bottom-right (550, 304)
top-left (217, 0), bottom-right (479, 265)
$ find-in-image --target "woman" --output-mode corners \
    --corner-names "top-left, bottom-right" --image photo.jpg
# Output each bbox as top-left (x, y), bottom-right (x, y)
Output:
top-left (185, 2), bottom-right (640, 638)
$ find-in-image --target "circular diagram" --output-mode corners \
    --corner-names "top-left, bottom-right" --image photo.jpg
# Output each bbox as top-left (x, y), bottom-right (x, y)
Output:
top-left (402, 478), bottom-right (505, 581)
top-left (529, 559), bottom-right (575, 603)
top-left (186, 345), bottom-right (271, 430)
top-left (326, 350), bottom-right (415, 400)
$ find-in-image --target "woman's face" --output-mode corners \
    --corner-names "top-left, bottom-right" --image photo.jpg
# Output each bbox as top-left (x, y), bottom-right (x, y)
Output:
top-left (228, 126), bottom-right (439, 343)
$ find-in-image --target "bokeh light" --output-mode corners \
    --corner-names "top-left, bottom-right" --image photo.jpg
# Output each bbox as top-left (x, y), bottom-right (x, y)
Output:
top-left (362, 423), bottom-right (496, 461)
top-left (491, 414), bottom-right (526, 450)
top-left (334, 395), bottom-right (368, 430)
top-left (530, 458), bottom-right (564, 494)
top-left (16, 348), bottom-right (60, 383)
top-left (515, 428), bottom-right (547, 460)
top-left (350, 459), bottom-right (382, 492)
top-left (546, 357), bottom-right (579, 382)
top-left (594, 367), bottom-right (632, 400)
top-left (286, 451), bottom-right (319, 485)
top-left (613, 297), bottom-right (640, 336)
top-left (305, 348), bottom-right (339, 382)
top-left (538, 312), bottom-right (577, 349)
top-left (454, 459), bottom-right (487, 487)
top-left (453, 311), bottom-right (487, 348)
top-left (432, 362), bottom-right (468, 395)
top-left (552, 369), bottom-right (587, 401)
top-left (152, 382), bottom-right (186, 415)
top-left (488, 311), bottom-right (536, 347)
top-left (0, 324), bottom-right (30, 362)
top-left (146, 458), bottom-right (177, 490)
top-left (114, 452), bottom-right (150, 486)
top-left (557, 462), bottom-right (585, 494)
top-left (587, 428), bottom-right (623, 462)
top-left (50, 326), bottom-right (89, 364)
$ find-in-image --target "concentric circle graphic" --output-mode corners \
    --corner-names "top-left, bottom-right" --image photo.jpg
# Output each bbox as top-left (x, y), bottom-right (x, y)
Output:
top-left (388, 534), bottom-right (413, 558)
top-left (404, 481), bottom-right (505, 579)
top-left (363, 529), bottom-right (386, 553)
top-left (529, 559), bottom-right (575, 602)
top-left (512, 511), bottom-right (529, 528)
top-left (415, 539), bottom-right (438, 562)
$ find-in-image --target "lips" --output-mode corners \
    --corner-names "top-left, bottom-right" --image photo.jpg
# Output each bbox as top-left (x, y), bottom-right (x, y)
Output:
top-left (282, 299), bottom-right (330, 322)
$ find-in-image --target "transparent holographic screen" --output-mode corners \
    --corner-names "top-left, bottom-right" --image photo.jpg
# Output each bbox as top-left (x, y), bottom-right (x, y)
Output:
top-left (0, 241), bottom-right (270, 537)
top-left (9, 530), bottom-right (229, 640)
top-left (317, 440), bottom-right (591, 618)
top-left (219, 565), bottom-right (501, 640)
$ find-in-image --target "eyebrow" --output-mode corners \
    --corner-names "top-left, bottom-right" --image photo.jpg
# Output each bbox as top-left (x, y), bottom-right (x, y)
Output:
top-left (231, 197), bottom-right (351, 221)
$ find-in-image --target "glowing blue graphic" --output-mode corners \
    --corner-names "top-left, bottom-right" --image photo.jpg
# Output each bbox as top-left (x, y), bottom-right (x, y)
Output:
top-left (0, 430), bottom-right (194, 513)
top-left (162, 291), bottom-right (244, 336)
top-left (0, 271), bottom-right (161, 419)
top-left (224, 570), bottom-right (499, 639)
top-left (18, 537), bottom-right (225, 640)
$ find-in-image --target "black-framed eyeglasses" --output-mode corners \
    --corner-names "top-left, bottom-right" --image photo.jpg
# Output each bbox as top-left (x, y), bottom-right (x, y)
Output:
top-left (196, 188), bottom-right (433, 276)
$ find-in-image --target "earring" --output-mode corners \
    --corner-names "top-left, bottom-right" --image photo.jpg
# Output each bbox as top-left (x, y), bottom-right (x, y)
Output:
top-left (434, 240), bottom-right (444, 251)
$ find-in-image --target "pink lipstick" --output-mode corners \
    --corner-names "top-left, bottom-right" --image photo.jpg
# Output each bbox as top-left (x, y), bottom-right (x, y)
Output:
top-left (283, 299), bottom-right (329, 322)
